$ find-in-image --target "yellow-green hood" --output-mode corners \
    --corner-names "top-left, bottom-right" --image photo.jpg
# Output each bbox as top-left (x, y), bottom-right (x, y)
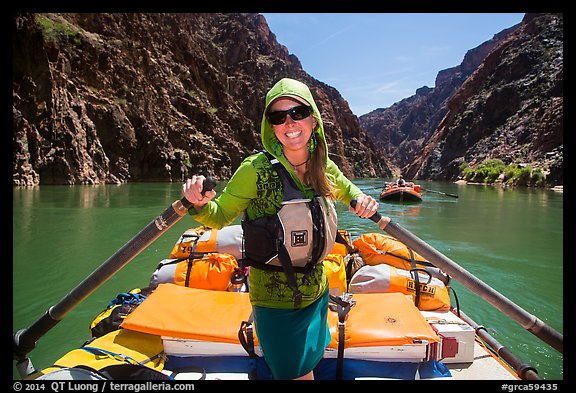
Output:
top-left (260, 78), bottom-right (328, 168)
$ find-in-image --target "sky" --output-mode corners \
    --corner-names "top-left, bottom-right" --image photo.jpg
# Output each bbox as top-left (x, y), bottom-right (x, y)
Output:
top-left (262, 13), bottom-right (526, 116)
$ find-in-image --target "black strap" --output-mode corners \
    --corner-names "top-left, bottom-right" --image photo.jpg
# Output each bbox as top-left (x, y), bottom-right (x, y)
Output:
top-left (345, 257), bottom-right (353, 285)
top-left (278, 245), bottom-right (304, 307)
top-left (407, 248), bottom-right (422, 308)
top-left (99, 364), bottom-right (172, 380)
top-left (190, 233), bottom-right (200, 254)
top-left (336, 231), bottom-right (359, 285)
top-left (155, 255), bottom-right (203, 269)
top-left (335, 231), bottom-right (356, 255)
top-left (385, 249), bottom-right (435, 267)
top-left (238, 320), bottom-right (255, 358)
top-left (329, 295), bottom-right (354, 380)
top-left (184, 259), bottom-right (193, 287)
top-left (411, 268), bottom-right (433, 284)
top-left (185, 230), bottom-right (205, 287)
top-left (169, 366), bottom-right (206, 380)
top-left (450, 287), bottom-right (461, 317)
top-left (308, 198), bottom-right (326, 266)
top-left (238, 312), bottom-right (258, 380)
top-left (263, 151), bottom-right (305, 202)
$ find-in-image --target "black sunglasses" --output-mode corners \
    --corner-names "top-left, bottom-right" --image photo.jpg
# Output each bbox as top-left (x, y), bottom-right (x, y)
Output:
top-left (266, 105), bottom-right (313, 125)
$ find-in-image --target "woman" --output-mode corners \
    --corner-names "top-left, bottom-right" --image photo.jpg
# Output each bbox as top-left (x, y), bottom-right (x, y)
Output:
top-left (182, 77), bottom-right (378, 380)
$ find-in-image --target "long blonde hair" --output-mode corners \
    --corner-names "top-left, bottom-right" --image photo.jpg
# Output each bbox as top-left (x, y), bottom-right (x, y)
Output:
top-left (304, 129), bottom-right (335, 199)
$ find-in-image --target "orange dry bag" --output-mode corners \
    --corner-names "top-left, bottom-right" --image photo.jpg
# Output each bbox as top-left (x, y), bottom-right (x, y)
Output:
top-left (169, 225), bottom-right (243, 260)
top-left (348, 264), bottom-right (451, 311)
top-left (352, 233), bottom-right (430, 270)
top-left (150, 253), bottom-right (238, 291)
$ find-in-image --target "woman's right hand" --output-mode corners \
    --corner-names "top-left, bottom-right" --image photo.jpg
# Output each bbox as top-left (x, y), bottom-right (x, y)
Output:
top-left (182, 175), bottom-right (217, 211)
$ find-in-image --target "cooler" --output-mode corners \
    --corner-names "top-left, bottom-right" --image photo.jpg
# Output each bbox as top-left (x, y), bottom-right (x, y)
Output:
top-left (421, 310), bottom-right (475, 363)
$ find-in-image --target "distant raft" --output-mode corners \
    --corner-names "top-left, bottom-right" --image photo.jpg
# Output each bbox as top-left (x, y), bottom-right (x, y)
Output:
top-left (379, 182), bottom-right (423, 202)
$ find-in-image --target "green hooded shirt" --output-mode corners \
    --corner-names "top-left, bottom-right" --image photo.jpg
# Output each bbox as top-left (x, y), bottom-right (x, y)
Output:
top-left (190, 78), bottom-right (362, 308)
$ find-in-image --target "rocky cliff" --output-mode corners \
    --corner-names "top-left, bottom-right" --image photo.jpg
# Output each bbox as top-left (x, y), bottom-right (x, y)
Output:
top-left (360, 24), bottom-right (519, 171)
top-left (13, 13), bottom-right (392, 186)
top-left (361, 13), bottom-right (563, 186)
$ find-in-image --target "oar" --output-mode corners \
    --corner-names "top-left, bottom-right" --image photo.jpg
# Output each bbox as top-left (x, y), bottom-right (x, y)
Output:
top-left (421, 188), bottom-right (459, 198)
top-left (350, 200), bottom-right (563, 354)
top-left (13, 177), bottom-right (217, 366)
top-left (456, 309), bottom-right (540, 380)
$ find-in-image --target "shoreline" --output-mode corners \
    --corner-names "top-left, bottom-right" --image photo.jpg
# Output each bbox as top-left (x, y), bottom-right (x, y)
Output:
top-left (454, 179), bottom-right (563, 191)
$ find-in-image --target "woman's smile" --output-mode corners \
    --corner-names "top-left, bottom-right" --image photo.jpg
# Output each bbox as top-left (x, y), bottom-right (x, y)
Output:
top-left (284, 130), bottom-right (303, 140)
top-left (285, 130), bottom-right (302, 139)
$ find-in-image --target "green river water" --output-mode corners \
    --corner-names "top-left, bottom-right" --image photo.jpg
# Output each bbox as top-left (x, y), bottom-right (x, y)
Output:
top-left (12, 180), bottom-right (563, 380)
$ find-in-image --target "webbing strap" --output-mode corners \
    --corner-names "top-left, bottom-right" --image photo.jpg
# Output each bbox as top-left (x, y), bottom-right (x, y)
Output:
top-left (184, 232), bottom-right (203, 287)
top-left (278, 245), bottom-right (303, 308)
top-left (337, 231), bottom-right (359, 285)
top-left (308, 198), bottom-right (326, 267)
top-left (238, 312), bottom-right (258, 380)
top-left (407, 248), bottom-right (422, 308)
top-left (336, 231), bottom-right (356, 255)
top-left (238, 320), bottom-right (255, 358)
top-left (383, 249), bottom-right (435, 267)
top-left (329, 295), bottom-right (354, 380)
top-left (79, 346), bottom-right (161, 367)
top-left (263, 151), bottom-right (305, 202)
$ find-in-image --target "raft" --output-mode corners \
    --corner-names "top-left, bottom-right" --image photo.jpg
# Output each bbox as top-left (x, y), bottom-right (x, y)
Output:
top-left (21, 225), bottom-right (526, 381)
top-left (379, 183), bottom-right (423, 202)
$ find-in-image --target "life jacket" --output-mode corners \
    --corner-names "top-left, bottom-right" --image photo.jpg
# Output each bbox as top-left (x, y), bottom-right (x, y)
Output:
top-left (90, 287), bottom-right (153, 338)
top-left (241, 151), bottom-right (338, 306)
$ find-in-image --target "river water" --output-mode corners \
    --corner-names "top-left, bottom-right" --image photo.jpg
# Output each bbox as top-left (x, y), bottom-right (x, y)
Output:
top-left (12, 180), bottom-right (563, 379)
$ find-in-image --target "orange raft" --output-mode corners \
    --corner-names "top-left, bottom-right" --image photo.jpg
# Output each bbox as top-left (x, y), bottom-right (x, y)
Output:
top-left (379, 182), bottom-right (423, 202)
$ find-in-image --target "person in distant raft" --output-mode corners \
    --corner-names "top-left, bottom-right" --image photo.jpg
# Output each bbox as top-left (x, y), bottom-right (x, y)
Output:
top-left (182, 77), bottom-right (379, 380)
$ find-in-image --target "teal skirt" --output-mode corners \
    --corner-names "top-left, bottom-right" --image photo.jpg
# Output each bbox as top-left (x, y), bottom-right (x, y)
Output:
top-left (252, 289), bottom-right (331, 379)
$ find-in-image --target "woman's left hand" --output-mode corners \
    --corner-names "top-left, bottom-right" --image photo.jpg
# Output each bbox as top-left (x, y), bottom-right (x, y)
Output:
top-left (349, 194), bottom-right (379, 219)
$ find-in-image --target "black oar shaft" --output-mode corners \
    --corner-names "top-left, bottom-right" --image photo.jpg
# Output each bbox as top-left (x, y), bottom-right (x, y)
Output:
top-left (422, 188), bottom-right (459, 198)
top-left (384, 220), bottom-right (563, 353)
top-left (350, 200), bottom-right (563, 354)
top-left (13, 177), bottom-right (216, 360)
top-left (13, 200), bottom-right (188, 360)
top-left (456, 309), bottom-right (540, 380)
